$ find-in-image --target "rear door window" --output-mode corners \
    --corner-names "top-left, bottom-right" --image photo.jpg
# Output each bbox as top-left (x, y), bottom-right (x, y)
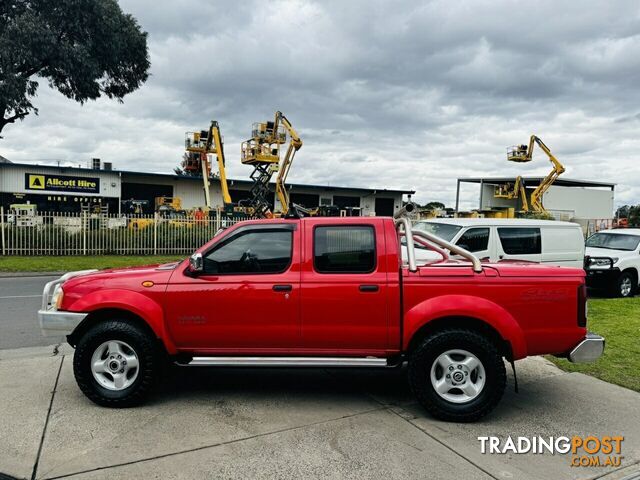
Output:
top-left (497, 228), bottom-right (541, 255)
top-left (314, 225), bottom-right (376, 273)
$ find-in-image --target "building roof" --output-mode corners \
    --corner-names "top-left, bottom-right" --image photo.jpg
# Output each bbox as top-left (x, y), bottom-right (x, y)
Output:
top-left (0, 161), bottom-right (415, 195)
top-left (458, 176), bottom-right (615, 189)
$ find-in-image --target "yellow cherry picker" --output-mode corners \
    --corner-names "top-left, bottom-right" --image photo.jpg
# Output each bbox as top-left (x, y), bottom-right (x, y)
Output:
top-left (184, 120), bottom-right (232, 210)
top-left (495, 135), bottom-right (565, 214)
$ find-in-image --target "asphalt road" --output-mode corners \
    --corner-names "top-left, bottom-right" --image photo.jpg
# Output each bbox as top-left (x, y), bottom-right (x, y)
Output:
top-left (0, 275), bottom-right (65, 350)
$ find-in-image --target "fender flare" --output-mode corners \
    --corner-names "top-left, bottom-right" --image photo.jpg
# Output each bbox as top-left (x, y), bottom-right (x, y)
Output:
top-left (403, 294), bottom-right (527, 359)
top-left (69, 289), bottom-right (176, 354)
top-left (620, 266), bottom-right (639, 281)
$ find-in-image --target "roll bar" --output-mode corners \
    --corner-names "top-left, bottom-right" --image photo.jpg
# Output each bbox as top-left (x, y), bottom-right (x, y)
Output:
top-left (394, 204), bottom-right (482, 273)
top-left (395, 217), bottom-right (417, 271)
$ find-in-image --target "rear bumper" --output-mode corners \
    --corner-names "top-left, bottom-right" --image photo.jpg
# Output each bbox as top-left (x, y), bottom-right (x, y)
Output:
top-left (568, 332), bottom-right (605, 363)
top-left (38, 309), bottom-right (88, 337)
top-left (585, 267), bottom-right (620, 289)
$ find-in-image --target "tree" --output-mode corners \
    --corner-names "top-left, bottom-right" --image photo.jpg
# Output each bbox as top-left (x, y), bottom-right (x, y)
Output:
top-left (174, 153), bottom-right (207, 177)
top-left (629, 205), bottom-right (640, 227)
top-left (0, 0), bottom-right (150, 136)
top-left (423, 201), bottom-right (445, 211)
top-left (616, 205), bottom-right (630, 219)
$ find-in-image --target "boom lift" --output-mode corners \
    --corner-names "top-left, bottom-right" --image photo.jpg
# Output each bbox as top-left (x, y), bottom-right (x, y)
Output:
top-left (494, 176), bottom-right (529, 211)
top-left (496, 135), bottom-right (565, 214)
top-left (184, 121), bottom-right (232, 209)
top-left (241, 111), bottom-right (302, 217)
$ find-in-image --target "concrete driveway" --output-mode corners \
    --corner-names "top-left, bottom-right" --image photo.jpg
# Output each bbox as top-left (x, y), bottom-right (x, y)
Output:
top-left (0, 345), bottom-right (638, 480)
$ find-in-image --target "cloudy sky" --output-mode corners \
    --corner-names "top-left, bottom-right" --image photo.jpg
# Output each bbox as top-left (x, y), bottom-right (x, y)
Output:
top-left (2, 0), bottom-right (640, 209)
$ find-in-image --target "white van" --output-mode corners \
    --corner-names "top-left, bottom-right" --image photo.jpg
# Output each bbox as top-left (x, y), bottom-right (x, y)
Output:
top-left (411, 218), bottom-right (585, 267)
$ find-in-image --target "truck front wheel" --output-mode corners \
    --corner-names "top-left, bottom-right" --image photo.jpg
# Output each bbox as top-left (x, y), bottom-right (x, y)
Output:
top-left (73, 320), bottom-right (159, 407)
top-left (408, 329), bottom-right (506, 422)
top-left (613, 271), bottom-right (636, 298)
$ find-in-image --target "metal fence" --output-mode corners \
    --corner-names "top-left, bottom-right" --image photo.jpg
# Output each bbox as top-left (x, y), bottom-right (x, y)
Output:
top-left (0, 207), bottom-right (250, 256)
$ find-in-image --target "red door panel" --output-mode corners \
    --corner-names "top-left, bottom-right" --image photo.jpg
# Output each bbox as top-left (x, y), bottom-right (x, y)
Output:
top-left (300, 219), bottom-right (390, 353)
top-left (164, 224), bottom-right (301, 353)
top-left (165, 274), bottom-right (299, 352)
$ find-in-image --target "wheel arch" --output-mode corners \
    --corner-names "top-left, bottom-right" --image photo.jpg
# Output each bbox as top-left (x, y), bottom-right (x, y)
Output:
top-left (406, 316), bottom-right (514, 360)
top-left (66, 289), bottom-right (176, 354)
top-left (621, 266), bottom-right (639, 284)
top-left (403, 294), bottom-right (527, 360)
top-left (67, 307), bottom-right (174, 354)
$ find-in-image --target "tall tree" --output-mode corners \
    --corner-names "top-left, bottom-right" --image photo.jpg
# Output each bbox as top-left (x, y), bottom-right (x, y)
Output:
top-left (424, 201), bottom-right (446, 211)
top-left (628, 205), bottom-right (640, 227)
top-left (0, 0), bottom-right (150, 136)
top-left (616, 205), bottom-right (630, 219)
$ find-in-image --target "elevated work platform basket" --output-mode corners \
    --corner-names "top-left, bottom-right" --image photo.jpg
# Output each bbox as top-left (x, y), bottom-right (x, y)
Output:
top-left (506, 145), bottom-right (531, 162)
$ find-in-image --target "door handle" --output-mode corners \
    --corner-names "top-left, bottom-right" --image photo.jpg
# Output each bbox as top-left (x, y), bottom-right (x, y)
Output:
top-left (273, 284), bottom-right (293, 292)
top-left (359, 284), bottom-right (379, 292)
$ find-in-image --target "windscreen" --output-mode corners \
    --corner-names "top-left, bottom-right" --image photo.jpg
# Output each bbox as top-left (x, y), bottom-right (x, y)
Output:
top-left (412, 222), bottom-right (462, 242)
top-left (586, 233), bottom-right (640, 251)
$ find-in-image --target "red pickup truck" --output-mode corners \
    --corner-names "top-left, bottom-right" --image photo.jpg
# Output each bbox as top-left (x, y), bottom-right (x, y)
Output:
top-left (38, 209), bottom-right (604, 421)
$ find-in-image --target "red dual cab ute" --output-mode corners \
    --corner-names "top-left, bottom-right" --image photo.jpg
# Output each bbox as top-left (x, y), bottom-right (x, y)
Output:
top-left (38, 210), bottom-right (604, 421)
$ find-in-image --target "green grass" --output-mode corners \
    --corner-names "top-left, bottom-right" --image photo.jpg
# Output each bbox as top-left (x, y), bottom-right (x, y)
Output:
top-left (549, 297), bottom-right (640, 392)
top-left (0, 255), bottom-right (185, 272)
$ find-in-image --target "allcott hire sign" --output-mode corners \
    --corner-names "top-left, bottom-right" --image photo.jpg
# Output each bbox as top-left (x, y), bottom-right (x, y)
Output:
top-left (25, 173), bottom-right (100, 194)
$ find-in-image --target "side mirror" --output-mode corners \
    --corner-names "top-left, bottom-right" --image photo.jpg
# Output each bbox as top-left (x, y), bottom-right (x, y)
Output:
top-left (189, 252), bottom-right (203, 273)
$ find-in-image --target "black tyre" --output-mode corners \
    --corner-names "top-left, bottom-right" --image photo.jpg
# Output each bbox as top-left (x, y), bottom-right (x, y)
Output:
top-left (408, 329), bottom-right (506, 422)
top-left (73, 320), bottom-right (159, 407)
top-left (612, 271), bottom-right (636, 298)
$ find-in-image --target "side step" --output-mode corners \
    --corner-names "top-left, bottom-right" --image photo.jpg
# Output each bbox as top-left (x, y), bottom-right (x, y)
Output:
top-left (179, 356), bottom-right (391, 367)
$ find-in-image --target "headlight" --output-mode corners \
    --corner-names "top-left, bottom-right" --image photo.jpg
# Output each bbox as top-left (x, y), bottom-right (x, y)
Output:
top-left (587, 257), bottom-right (614, 269)
top-left (50, 285), bottom-right (64, 310)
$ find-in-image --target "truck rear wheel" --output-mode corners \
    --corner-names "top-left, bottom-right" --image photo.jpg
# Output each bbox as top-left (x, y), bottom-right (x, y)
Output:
top-left (408, 329), bottom-right (506, 422)
top-left (73, 320), bottom-right (159, 407)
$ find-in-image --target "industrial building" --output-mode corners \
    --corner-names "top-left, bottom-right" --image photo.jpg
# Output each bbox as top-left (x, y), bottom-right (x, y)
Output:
top-left (0, 160), bottom-right (413, 217)
top-left (455, 176), bottom-right (615, 232)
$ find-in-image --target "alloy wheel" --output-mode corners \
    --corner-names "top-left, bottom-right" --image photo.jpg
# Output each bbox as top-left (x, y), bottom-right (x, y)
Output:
top-left (90, 340), bottom-right (140, 391)
top-left (430, 349), bottom-right (486, 404)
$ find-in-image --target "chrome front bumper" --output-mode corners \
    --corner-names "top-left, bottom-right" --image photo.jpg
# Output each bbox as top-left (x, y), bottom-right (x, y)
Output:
top-left (568, 333), bottom-right (605, 363)
top-left (38, 310), bottom-right (88, 337)
top-left (38, 269), bottom-right (96, 337)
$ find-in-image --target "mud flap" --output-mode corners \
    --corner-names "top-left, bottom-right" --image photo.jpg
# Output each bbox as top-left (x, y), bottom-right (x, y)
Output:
top-left (510, 359), bottom-right (519, 393)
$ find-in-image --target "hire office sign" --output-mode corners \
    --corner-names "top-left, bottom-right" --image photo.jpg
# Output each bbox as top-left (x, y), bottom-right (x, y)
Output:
top-left (25, 173), bottom-right (100, 194)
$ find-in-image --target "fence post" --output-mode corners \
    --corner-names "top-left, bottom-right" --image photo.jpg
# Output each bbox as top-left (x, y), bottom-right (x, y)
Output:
top-left (82, 211), bottom-right (87, 255)
top-left (0, 206), bottom-right (5, 256)
top-left (153, 212), bottom-right (158, 255)
top-left (216, 208), bottom-right (221, 231)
